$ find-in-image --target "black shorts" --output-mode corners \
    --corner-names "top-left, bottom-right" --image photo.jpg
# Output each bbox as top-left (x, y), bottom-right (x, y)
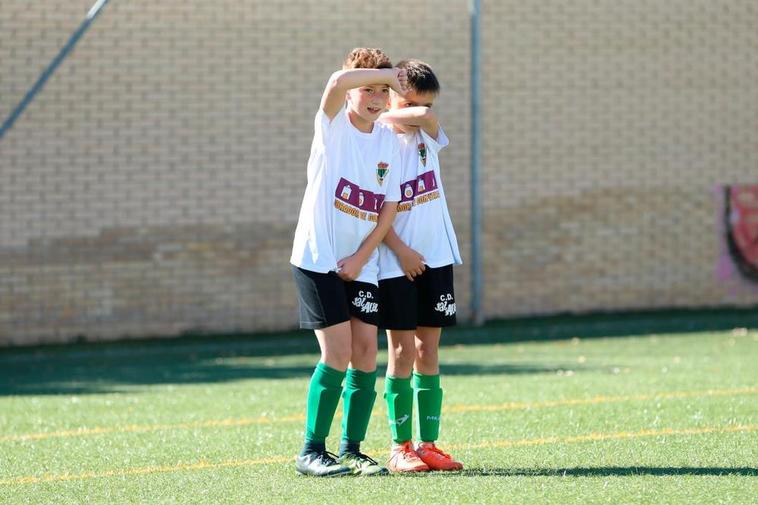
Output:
top-left (292, 266), bottom-right (380, 329)
top-left (378, 264), bottom-right (457, 330)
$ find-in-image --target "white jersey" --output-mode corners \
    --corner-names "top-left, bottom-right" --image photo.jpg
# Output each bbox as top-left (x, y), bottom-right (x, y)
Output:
top-left (290, 104), bottom-right (402, 286)
top-left (378, 127), bottom-right (462, 280)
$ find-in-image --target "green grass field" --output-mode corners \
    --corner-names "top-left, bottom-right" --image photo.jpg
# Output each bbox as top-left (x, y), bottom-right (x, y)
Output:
top-left (1, 312), bottom-right (757, 504)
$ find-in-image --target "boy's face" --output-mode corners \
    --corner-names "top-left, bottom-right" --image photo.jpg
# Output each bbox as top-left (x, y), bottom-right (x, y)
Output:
top-left (346, 84), bottom-right (391, 124)
top-left (389, 88), bottom-right (437, 133)
top-left (390, 88), bottom-right (437, 110)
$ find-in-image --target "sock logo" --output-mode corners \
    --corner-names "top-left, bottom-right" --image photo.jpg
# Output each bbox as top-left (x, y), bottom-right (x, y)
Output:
top-left (426, 415), bottom-right (440, 421)
top-left (352, 290), bottom-right (379, 314)
top-left (390, 414), bottom-right (410, 426)
top-left (434, 293), bottom-right (456, 317)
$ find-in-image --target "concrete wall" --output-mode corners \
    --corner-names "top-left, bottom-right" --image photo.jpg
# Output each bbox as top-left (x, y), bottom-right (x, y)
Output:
top-left (1, 0), bottom-right (757, 345)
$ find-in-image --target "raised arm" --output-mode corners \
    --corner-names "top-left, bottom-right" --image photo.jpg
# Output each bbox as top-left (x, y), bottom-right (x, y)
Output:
top-left (321, 68), bottom-right (408, 120)
top-left (336, 202), bottom-right (399, 281)
top-left (379, 106), bottom-right (439, 139)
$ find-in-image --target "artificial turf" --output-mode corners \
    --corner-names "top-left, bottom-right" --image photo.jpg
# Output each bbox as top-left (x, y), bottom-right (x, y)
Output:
top-left (1, 313), bottom-right (756, 504)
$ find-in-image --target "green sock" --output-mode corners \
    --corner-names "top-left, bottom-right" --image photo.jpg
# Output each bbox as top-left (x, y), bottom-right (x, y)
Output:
top-left (413, 372), bottom-right (443, 442)
top-left (304, 363), bottom-right (346, 443)
top-left (341, 368), bottom-right (377, 443)
top-left (384, 375), bottom-right (413, 443)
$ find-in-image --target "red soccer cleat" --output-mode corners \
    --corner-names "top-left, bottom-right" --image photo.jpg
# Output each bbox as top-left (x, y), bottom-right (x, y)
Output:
top-left (415, 442), bottom-right (463, 471)
top-left (387, 441), bottom-right (430, 473)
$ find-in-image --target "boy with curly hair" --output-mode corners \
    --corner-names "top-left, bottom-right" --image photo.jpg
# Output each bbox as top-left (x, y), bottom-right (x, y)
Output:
top-left (290, 48), bottom-right (408, 477)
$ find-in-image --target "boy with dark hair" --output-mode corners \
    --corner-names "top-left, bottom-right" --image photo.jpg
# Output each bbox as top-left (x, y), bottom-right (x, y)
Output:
top-left (377, 59), bottom-right (463, 472)
top-left (290, 48), bottom-right (407, 476)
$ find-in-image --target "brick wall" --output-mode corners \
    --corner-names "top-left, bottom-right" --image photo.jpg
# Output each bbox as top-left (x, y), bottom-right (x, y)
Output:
top-left (1, 1), bottom-right (756, 345)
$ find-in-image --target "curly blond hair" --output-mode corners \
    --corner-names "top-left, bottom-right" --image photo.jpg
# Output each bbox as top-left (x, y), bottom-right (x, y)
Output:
top-left (342, 48), bottom-right (392, 70)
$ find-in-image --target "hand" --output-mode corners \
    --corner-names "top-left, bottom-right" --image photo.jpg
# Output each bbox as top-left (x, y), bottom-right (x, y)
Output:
top-left (336, 253), bottom-right (367, 281)
top-left (398, 247), bottom-right (425, 281)
top-left (390, 68), bottom-right (409, 95)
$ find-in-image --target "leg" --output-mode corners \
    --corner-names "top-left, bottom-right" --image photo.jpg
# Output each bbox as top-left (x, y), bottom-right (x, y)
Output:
top-left (315, 321), bottom-right (352, 371)
top-left (385, 329), bottom-right (416, 444)
top-left (380, 276), bottom-right (419, 443)
top-left (414, 326), bottom-right (441, 375)
top-left (297, 322), bottom-right (354, 477)
top-left (379, 275), bottom-right (418, 378)
top-left (380, 286), bottom-right (429, 472)
top-left (412, 326), bottom-right (443, 443)
top-left (348, 317), bottom-right (378, 372)
top-left (341, 318), bottom-right (378, 447)
top-left (384, 327), bottom-right (430, 472)
top-left (305, 321), bottom-right (351, 445)
top-left (294, 266), bottom-right (352, 444)
top-left (410, 266), bottom-right (462, 470)
top-left (291, 266), bottom-right (352, 476)
top-left (387, 329), bottom-right (416, 378)
top-left (412, 264), bottom-right (456, 441)
top-left (340, 281), bottom-right (380, 457)
top-left (412, 331), bottom-right (462, 470)
top-left (337, 285), bottom-right (388, 475)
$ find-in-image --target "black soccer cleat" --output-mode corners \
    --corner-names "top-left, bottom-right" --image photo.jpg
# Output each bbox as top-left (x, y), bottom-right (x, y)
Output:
top-left (295, 450), bottom-right (352, 477)
top-left (338, 451), bottom-right (389, 476)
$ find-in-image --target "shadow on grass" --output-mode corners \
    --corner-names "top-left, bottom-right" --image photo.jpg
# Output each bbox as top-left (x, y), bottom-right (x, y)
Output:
top-left (458, 466), bottom-right (758, 477)
top-left (0, 359), bottom-right (591, 396)
top-left (2, 306), bottom-right (755, 396)
top-left (3, 306), bottom-right (756, 361)
top-left (444, 307), bottom-right (758, 348)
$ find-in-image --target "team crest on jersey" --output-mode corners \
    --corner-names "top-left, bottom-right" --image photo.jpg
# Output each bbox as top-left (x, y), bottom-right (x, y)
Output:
top-left (418, 143), bottom-right (427, 166)
top-left (376, 161), bottom-right (389, 185)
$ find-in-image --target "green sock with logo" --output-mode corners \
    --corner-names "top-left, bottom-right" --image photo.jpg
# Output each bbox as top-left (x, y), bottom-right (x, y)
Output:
top-left (341, 368), bottom-right (377, 446)
top-left (384, 375), bottom-right (413, 443)
top-left (413, 372), bottom-right (443, 442)
top-left (303, 363), bottom-right (345, 446)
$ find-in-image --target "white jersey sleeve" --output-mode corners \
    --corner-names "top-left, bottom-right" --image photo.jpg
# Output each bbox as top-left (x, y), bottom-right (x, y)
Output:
top-left (313, 104), bottom-right (349, 149)
top-left (420, 126), bottom-right (449, 154)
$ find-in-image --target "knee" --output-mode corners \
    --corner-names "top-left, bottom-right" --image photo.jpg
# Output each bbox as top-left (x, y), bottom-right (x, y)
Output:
top-left (352, 338), bottom-right (378, 362)
top-left (415, 340), bottom-right (438, 366)
top-left (391, 342), bottom-right (416, 371)
top-left (322, 344), bottom-right (352, 370)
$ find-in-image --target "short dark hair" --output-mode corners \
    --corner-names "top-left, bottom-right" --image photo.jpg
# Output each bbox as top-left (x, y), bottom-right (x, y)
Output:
top-left (395, 59), bottom-right (440, 95)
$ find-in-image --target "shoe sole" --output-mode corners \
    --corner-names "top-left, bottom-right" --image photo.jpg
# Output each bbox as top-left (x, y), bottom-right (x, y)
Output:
top-left (343, 466), bottom-right (390, 476)
top-left (338, 457), bottom-right (390, 476)
top-left (296, 469), bottom-right (353, 477)
top-left (387, 466), bottom-right (430, 473)
top-left (417, 455), bottom-right (464, 471)
top-left (418, 460), bottom-right (463, 471)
